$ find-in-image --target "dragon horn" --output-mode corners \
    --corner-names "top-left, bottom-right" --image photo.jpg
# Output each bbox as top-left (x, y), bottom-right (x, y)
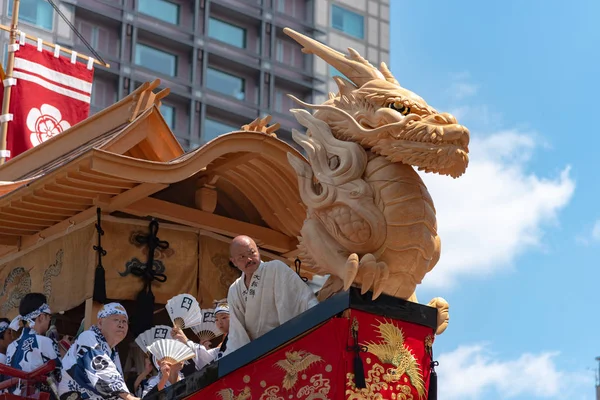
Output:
top-left (283, 28), bottom-right (383, 87)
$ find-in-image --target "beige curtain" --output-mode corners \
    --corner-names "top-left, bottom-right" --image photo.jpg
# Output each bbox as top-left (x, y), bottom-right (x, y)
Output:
top-left (0, 224), bottom-right (96, 319)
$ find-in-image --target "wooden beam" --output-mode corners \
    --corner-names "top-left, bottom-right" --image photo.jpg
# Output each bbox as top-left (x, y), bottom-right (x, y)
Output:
top-left (0, 236), bottom-right (20, 246)
top-left (122, 197), bottom-right (296, 253)
top-left (98, 183), bottom-right (169, 212)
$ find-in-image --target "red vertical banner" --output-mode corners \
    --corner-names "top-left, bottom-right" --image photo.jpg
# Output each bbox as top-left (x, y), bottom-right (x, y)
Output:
top-left (1, 44), bottom-right (94, 160)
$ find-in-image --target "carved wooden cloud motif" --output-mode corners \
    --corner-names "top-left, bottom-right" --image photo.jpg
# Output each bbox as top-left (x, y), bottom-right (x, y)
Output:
top-left (284, 28), bottom-right (470, 335)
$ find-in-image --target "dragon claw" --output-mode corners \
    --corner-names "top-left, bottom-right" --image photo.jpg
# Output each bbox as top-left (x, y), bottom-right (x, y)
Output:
top-left (372, 262), bottom-right (389, 300)
top-left (353, 254), bottom-right (389, 300)
top-left (427, 297), bottom-right (449, 335)
top-left (359, 254), bottom-right (377, 295)
top-left (343, 253), bottom-right (359, 291)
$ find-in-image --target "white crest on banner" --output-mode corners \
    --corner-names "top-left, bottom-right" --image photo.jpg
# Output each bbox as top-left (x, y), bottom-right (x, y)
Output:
top-left (26, 104), bottom-right (71, 147)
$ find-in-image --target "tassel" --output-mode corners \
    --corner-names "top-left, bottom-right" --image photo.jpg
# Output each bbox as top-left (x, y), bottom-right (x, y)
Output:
top-left (92, 208), bottom-right (107, 304)
top-left (93, 264), bottom-right (107, 303)
top-left (133, 283), bottom-right (155, 336)
top-left (428, 361), bottom-right (438, 400)
top-left (347, 317), bottom-right (367, 388)
top-left (353, 352), bottom-right (366, 388)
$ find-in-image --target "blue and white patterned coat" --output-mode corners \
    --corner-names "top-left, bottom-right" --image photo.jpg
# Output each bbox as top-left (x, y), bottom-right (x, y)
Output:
top-left (5, 327), bottom-right (61, 396)
top-left (57, 325), bottom-right (129, 400)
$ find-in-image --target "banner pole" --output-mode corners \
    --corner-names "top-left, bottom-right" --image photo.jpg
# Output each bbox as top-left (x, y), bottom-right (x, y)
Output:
top-left (0, 0), bottom-right (20, 165)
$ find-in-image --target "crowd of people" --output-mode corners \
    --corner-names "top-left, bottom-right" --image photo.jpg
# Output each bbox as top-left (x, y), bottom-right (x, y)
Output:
top-left (0, 235), bottom-right (318, 399)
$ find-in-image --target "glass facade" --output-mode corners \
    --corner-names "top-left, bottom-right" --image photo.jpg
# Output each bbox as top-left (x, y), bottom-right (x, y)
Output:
top-left (206, 68), bottom-right (245, 101)
top-left (9, 0), bottom-right (53, 30)
top-left (138, 0), bottom-right (179, 25)
top-left (208, 18), bottom-right (246, 49)
top-left (35, 0), bottom-right (388, 153)
top-left (331, 5), bottom-right (364, 39)
top-left (135, 44), bottom-right (177, 77)
top-left (161, 105), bottom-right (175, 130)
top-left (204, 118), bottom-right (238, 142)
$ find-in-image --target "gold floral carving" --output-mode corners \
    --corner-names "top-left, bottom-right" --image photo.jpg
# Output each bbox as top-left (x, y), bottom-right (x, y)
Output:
top-left (217, 386), bottom-right (252, 400)
top-left (362, 320), bottom-right (425, 399)
top-left (259, 386), bottom-right (284, 399)
top-left (274, 350), bottom-right (323, 389)
top-left (424, 335), bottom-right (433, 358)
top-left (296, 373), bottom-right (331, 399)
top-left (346, 363), bottom-right (414, 400)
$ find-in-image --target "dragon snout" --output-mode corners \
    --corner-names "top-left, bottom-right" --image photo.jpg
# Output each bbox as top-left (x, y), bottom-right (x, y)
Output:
top-left (433, 113), bottom-right (457, 125)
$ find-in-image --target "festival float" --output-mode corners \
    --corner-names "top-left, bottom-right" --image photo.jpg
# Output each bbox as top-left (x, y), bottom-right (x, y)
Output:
top-left (0, 11), bottom-right (470, 399)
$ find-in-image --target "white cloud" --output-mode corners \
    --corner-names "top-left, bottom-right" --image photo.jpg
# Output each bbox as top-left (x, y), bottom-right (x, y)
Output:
top-left (449, 82), bottom-right (480, 100)
top-left (594, 221), bottom-right (600, 241)
top-left (577, 219), bottom-right (600, 245)
top-left (419, 128), bottom-right (575, 289)
top-left (415, 73), bottom-right (575, 289)
top-left (438, 344), bottom-right (593, 400)
top-left (446, 71), bottom-right (480, 101)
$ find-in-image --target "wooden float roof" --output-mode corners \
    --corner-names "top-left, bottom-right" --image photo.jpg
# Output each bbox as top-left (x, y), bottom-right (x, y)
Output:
top-left (0, 80), bottom-right (307, 259)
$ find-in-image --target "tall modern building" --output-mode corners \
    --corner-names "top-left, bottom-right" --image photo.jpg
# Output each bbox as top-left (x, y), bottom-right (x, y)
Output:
top-left (1, 0), bottom-right (390, 150)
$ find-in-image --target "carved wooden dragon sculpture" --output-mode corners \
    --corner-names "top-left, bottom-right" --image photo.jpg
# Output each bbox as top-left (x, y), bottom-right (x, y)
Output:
top-left (284, 29), bottom-right (470, 334)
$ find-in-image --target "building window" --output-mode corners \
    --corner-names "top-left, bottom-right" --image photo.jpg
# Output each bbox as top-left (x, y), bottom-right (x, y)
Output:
top-left (90, 79), bottom-right (117, 110)
top-left (331, 5), bottom-right (364, 39)
top-left (138, 0), bottom-right (179, 25)
top-left (206, 68), bottom-right (245, 100)
top-left (160, 105), bottom-right (175, 130)
top-left (275, 38), bottom-right (303, 69)
top-left (135, 44), bottom-right (177, 77)
top-left (204, 118), bottom-right (238, 142)
top-left (276, 0), bottom-right (305, 19)
top-left (274, 88), bottom-right (304, 113)
top-left (208, 18), bottom-right (246, 49)
top-left (76, 20), bottom-right (120, 58)
top-left (9, 0), bottom-right (53, 30)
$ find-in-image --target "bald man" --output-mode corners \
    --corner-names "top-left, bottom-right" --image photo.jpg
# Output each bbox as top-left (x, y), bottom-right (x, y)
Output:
top-left (225, 235), bottom-right (318, 354)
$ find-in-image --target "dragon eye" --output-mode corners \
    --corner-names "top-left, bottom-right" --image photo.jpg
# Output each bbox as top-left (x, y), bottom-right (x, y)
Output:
top-left (328, 155), bottom-right (340, 170)
top-left (388, 101), bottom-right (411, 116)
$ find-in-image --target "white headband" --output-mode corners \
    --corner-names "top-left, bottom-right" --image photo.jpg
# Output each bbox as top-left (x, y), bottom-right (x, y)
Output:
top-left (23, 303), bottom-right (51, 328)
top-left (214, 303), bottom-right (229, 315)
top-left (0, 321), bottom-right (8, 335)
top-left (9, 316), bottom-right (21, 331)
top-left (97, 302), bottom-right (128, 320)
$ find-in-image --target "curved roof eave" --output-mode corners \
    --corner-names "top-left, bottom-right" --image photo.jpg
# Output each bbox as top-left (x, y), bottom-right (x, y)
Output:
top-left (88, 131), bottom-right (307, 184)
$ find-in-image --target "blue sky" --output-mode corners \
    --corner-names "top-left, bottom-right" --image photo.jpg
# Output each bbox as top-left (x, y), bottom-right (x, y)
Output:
top-left (390, 1), bottom-right (599, 399)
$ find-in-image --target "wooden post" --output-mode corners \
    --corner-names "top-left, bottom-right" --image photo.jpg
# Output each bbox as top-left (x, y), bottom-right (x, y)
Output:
top-left (0, 0), bottom-right (20, 165)
top-left (84, 297), bottom-right (103, 330)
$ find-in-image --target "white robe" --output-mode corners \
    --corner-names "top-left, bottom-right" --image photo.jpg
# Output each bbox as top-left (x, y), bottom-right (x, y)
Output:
top-left (226, 260), bottom-right (318, 354)
top-left (186, 340), bottom-right (215, 370)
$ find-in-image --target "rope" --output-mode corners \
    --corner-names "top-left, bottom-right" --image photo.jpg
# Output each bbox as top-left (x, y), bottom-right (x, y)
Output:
top-left (45, 0), bottom-right (107, 66)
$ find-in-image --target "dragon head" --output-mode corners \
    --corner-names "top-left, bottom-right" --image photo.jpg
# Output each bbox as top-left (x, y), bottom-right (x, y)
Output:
top-left (284, 28), bottom-right (470, 178)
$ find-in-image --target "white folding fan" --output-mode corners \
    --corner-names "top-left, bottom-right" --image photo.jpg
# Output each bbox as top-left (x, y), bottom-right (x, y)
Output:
top-left (146, 339), bottom-right (195, 365)
top-left (166, 293), bottom-right (203, 329)
top-left (191, 308), bottom-right (221, 343)
top-left (135, 325), bottom-right (173, 352)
